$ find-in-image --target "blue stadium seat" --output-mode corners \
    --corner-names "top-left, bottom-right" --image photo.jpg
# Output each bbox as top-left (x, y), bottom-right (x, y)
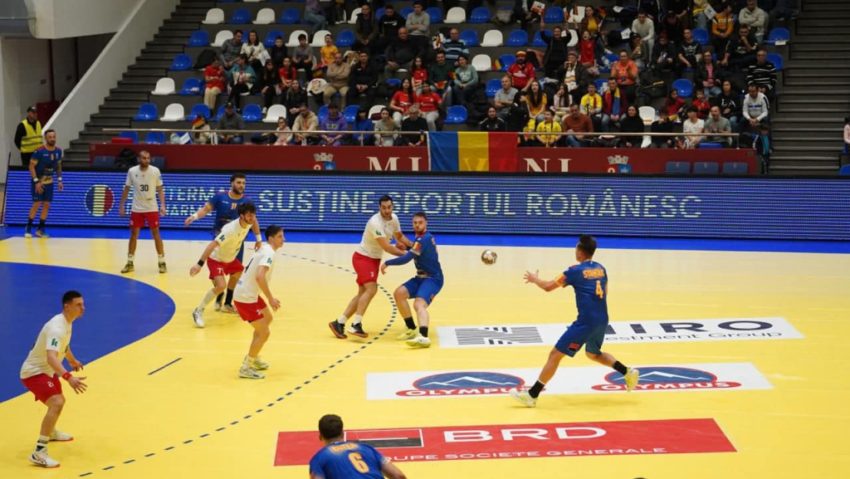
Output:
top-left (179, 77), bottom-right (203, 95)
top-left (698, 142), bottom-right (724, 149)
top-left (672, 78), bottom-right (693, 98)
top-left (242, 104), bottom-right (263, 123)
top-left (188, 30), bottom-right (210, 47)
top-left (665, 161), bottom-right (690, 174)
top-left (722, 162), bottom-right (749, 175)
top-left (375, 8), bottom-right (385, 20)
top-left (460, 29), bottom-right (479, 47)
top-left (170, 54), bottom-right (192, 71)
top-left (766, 27), bottom-right (790, 45)
top-left (214, 105), bottom-right (227, 121)
top-left (692, 28), bottom-right (709, 46)
top-left (400, 7), bottom-right (414, 18)
top-left (264, 30), bottom-right (286, 48)
top-left (594, 78), bottom-right (607, 92)
top-left (343, 105), bottom-right (359, 124)
top-left (144, 132), bottom-right (167, 144)
top-left (506, 30), bottom-right (528, 47)
top-left (445, 105), bottom-right (468, 124)
top-left (336, 29), bottom-right (355, 48)
top-left (317, 105), bottom-right (329, 123)
top-left (839, 164), bottom-right (850, 176)
top-left (118, 131), bottom-right (139, 143)
top-left (693, 161), bottom-right (720, 175)
top-left (486, 78), bottom-right (501, 98)
top-left (498, 54), bottom-right (515, 71)
top-left (469, 7), bottom-right (491, 24)
top-left (544, 8), bottom-right (564, 24)
top-left (386, 78), bottom-right (401, 88)
top-left (189, 103), bottom-right (212, 120)
top-left (767, 53), bottom-right (784, 71)
top-left (230, 8), bottom-right (251, 25)
top-left (92, 156), bottom-right (116, 168)
top-left (134, 103), bottom-right (158, 121)
top-left (531, 30), bottom-right (549, 47)
top-left (426, 7), bottom-right (443, 24)
top-left (279, 8), bottom-right (300, 25)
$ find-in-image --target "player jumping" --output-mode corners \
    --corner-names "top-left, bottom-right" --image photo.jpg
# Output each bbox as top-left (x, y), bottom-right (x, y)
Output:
top-left (119, 150), bottom-right (167, 274)
top-left (189, 202), bottom-right (258, 328)
top-left (309, 414), bottom-right (407, 479)
top-left (233, 225), bottom-right (285, 379)
top-left (381, 212), bottom-right (443, 349)
top-left (185, 173), bottom-right (262, 312)
top-left (510, 235), bottom-right (639, 407)
top-left (20, 291), bottom-right (88, 468)
top-left (25, 129), bottom-right (62, 238)
top-left (329, 195), bottom-right (410, 340)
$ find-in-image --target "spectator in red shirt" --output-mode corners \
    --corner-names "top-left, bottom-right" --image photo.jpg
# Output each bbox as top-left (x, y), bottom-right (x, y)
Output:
top-left (610, 50), bottom-right (638, 104)
top-left (278, 57), bottom-right (298, 94)
top-left (203, 59), bottom-right (226, 110)
top-left (663, 89), bottom-right (686, 121)
top-left (390, 77), bottom-right (415, 126)
top-left (691, 89), bottom-right (711, 119)
top-left (508, 51), bottom-right (536, 92)
top-left (416, 82), bottom-right (442, 131)
top-left (410, 56), bottom-right (428, 93)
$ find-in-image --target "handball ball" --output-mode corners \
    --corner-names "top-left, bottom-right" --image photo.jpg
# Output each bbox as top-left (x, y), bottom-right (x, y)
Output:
top-left (481, 250), bottom-right (498, 265)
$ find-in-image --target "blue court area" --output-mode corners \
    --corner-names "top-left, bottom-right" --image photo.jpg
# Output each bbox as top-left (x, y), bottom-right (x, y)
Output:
top-left (0, 262), bottom-right (175, 402)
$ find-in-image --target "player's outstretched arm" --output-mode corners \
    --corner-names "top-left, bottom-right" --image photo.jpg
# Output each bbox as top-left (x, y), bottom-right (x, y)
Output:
top-left (524, 270), bottom-right (561, 292)
top-left (381, 460), bottom-right (407, 479)
top-left (376, 236), bottom-right (406, 257)
top-left (393, 231), bottom-right (413, 249)
top-left (190, 240), bottom-right (219, 276)
top-left (185, 202), bottom-right (214, 226)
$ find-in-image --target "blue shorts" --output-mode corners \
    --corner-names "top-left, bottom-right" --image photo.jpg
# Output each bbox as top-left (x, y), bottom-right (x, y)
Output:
top-left (402, 277), bottom-right (443, 305)
top-left (554, 321), bottom-right (608, 357)
top-left (31, 182), bottom-right (54, 202)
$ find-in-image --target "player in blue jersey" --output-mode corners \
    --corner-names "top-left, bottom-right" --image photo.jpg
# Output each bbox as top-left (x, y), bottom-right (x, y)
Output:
top-left (510, 235), bottom-right (640, 407)
top-left (25, 130), bottom-right (62, 238)
top-left (185, 173), bottom-right (262, 312)
top-left (381, 212), bottom-right (443, 349)
top-left (309, 414), bottom-right (406, 479)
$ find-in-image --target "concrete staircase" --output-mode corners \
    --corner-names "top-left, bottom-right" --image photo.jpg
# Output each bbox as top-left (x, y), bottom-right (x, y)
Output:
top-left (771, 0), bottom-right (850, 175)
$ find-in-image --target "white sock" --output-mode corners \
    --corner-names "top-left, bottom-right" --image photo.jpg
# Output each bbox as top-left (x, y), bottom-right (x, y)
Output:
top-left (198, 289), bottom-right (217, 311)
top-left (158, 254), bottom-right (165, 261)
top-left (337, 315), bottom-right (348, 324)
top-left (352, 314), bottom-right (363, 325)
top-left (243, 355), bottom-right (256, 366)
top-left (127, 254), bottom-right (134, 262)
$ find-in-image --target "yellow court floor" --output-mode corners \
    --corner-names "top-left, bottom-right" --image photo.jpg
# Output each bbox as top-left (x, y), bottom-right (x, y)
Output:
top-left (1, 235), bottom-right (849, 479)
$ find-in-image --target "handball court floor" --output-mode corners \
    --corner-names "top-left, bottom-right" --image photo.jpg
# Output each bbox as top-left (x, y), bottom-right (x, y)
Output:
top-left (0, 228), bottom-right (849, 479)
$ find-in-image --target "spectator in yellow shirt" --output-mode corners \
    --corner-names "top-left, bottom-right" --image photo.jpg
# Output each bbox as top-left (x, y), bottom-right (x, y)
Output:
top-left (535, 110), bottom-right (562, 147)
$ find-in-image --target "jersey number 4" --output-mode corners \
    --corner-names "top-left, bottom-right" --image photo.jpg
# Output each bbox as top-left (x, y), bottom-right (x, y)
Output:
top-left (348, 452), bottom-right (370, 473)
top-left (595, 280), bottom-right (605, 299)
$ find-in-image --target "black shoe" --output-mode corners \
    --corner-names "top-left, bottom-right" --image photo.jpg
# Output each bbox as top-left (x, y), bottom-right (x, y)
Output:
top-left (346, 323), bottom-right (368, 338)
top-left (328, 321), bottom-right (347, 339)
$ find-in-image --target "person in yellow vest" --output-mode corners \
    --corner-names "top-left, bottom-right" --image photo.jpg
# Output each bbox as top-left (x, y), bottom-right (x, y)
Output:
top-left (15, 106), bottom-right (43, 166)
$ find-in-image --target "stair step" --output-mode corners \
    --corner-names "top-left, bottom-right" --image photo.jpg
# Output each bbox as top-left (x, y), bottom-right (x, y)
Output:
top-left (797, 18), bottom-right (850, 27)
top-left (772, 144), bottom-right (842, 153)
top-left (123, 70), bottom-right (163, 80)
top-left (804, 4), bottom-right (850, 12)
top-left (92, 110), bottom-right (137, 119)
top-left (107, 91), bottom-right (150, 101)
top-left (777, 106), bottom-right (850, 114)
top-left (129, 60), bottom-right (172, 69)
top-left (778, 97), bottom-right (850, 105)
top-left (784, 77), bottom-right (850, 86)
top-left (789, 51), bottom-right (850, 61)
top-left (137, 52), bottom-right (180, 61)
top-left (147, 38), bottom-right (187, 47)
top-left (772, 136), bottom-right (844, 144)
top-left (118, 78), bottom-right (158, 87)
top-left (103, 100), bottom-right (144, 109)
top-left (780, 86), bottom-right (850, 95)
top-left (796, 26), bottom-right (848, 35)
top-left (86, 118), bottom-right (133, 128)
top-left (142, 45), bottom-right (184, 54)
top-left (792, 35), bottom-right (850, 44)
top-left (785, 59), bottom-right (850, 68)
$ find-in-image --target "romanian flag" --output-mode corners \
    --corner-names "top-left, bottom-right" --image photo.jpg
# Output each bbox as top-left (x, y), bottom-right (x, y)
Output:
top-left (429, 132), bottom-right (518, 172)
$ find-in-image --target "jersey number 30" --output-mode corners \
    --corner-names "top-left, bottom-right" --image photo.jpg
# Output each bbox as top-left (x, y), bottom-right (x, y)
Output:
top-left (348, 452), bottom-right (370, 473)
top-left (595, 280), bottom-right (605, 299)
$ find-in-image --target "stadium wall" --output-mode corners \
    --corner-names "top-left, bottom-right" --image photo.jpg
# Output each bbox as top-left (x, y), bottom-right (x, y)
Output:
top-left (4, 170), bottom-right (850, 240)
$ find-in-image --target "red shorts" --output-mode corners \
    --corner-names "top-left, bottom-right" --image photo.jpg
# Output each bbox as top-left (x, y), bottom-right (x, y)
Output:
top-left (233, 296), bottom-right (267, 322)
top-left (207, 257), bottom-right (243, 279)
top-left (21, 374), bottom-right (63, 403)
top-left (130, 211), bottom-right (160, 229)
top-left (352, 252), bottom-right (380, 286)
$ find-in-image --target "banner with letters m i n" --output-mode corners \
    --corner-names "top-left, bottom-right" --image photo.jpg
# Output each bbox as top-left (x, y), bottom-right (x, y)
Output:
top-left (428, 132), bottom-right (518, 172)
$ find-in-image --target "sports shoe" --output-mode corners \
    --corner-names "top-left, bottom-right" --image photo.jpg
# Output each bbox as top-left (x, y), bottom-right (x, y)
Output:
top-left (49, 430), bottom-right (73, 442)
top-left (239, 365), bottom-right (264, 379)
top-left (120, 262), bottom-right (134, 274)
top-left (252, 357), bottom-right (269, 370)
top-left (29, 450), bottom-right (59, 468)
top-left (214, 299), bottom-right (223, 312)
top-left (158, 262), bottom-right (167, 274)
top-left (509, 389), bottom-right (537, 408)
top-left (396, 328), bottom-right (418, 340)
top-left (220, 304), bottom-right (237, 314)
top-left (346, 323), bottom-right (368, 338)
top-left (35, 229), bottom-right (49, 238)
top-left (624, 368), bottom-right (640, 392)
top-left (405, 335), bottom-right (431, 348)
top-left (192, 308), bottom-right (205, 328)
top-left (328, 321), bottom-right (347, 339)
top-left (24, 227), bottom-right (32, 238)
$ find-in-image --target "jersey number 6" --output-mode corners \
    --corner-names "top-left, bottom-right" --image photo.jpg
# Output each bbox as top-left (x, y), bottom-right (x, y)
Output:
top-left (348, 452), bottom-right (370, 473)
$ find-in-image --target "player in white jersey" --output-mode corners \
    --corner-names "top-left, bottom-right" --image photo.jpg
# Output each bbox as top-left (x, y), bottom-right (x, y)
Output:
top-left (119, 150), bottom-right (167, 274)
top-left (189, 202), bottom-right (258, 328)
top-left (20, 291), bottom-right (88, 468)
top-left (233, 225), bottom-right (285, 379)
top-left (329, 195), bottom-right (411, 340)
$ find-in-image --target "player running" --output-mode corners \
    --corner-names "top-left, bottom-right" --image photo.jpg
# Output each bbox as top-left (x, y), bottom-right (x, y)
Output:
top-left (185, 173), bottom-right (262, 312)
top-left (119, 150), bottom-right (167, 274)
top-left (20, 291), bottom-right (88, 468)
top-left (309, 414), bottom-right (407, 479)
top-left (329, 195), bottom-right (410, 340)
top-left (189, 202), bottom-right (258, 328)
top-left (233, 225), bottom-right (285, 379)
top-left (381, 212), bottom-right (443, 349)
top-left (510, 235), bottom-right (639, 407)
top-left (25, 129), bottom-right (62, 238)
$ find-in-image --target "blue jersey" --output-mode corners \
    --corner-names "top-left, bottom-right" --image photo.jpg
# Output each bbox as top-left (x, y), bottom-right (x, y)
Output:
top-left (309, 441), bottom-right (385, 479)
top-left (207, 191), bottom-right (251, 233)
top-left (31, 147), bottom-right (62, 182)
top-left (557, 260), bottom-right (608, 325)
top-left (385, 231), bottom-right (443, 281)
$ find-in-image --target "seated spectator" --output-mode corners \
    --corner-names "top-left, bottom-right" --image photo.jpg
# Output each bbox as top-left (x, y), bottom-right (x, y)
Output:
top-left (293, 104), bottom-right (319, 145)
top-left (411, 57), bottom-right (428, 93)
top-left (269, 36), bottom-right (287, 68)
top-left (739, 0), bottom-right (768, 44)
top-left (557, 51), bottom-right (590, 105)
top-left (679, 107), bottom-right (705, 149)
top-left (704, 106), bottom-right (733, 146)
top-left (538, 23), bottom-right (571, 81)
top-left (480, 107), bottom-right (507, 132)
top-left (323, 52), bottom-right (351, 106)
top-left (405, 2), bottom-right (431, 54)
top-left (442, 29), bottom-right (469, 67)
top-left (241, 30), bottom-right (268, 73)
top-left (611, 50), bottom-right (639, 104)
top-left (660, 11), bottom-right (684, 44)
top-left (716, 79), bottom-right (742, 132)
top-left (274, 117), bottom-right (292, 145)
top-left (278, 57), bottom-right (298, 94)
top-left (602, 78), bottom-right (628, 132)
top-left (258, 60), bottom-right (281, 111)
top-left (493, 76), bottom-right (518, 120)
top-left (292, 34), bottom-right (316, 81)
top-left (217, 102), bottom-right (245, 144)
top-left (524, 80), bottom-right (548, 123)
top-left (203, 58), bottom-right (226, 110)
top-left (650, 112), bottom-right (676, 148)
top-left (631, 10), bottom-right (655, 58)
top-left (650, 32), bottom-right (676, 77)
top-left (227, 55), bottom-right (257, 109)
top-left (550, 83), bottom-right (573, 124)
top-left (628, 34), bottom-right (650, 72)
top-left (562, 103), bottom-right (594, 147)
top-left (416, 83), bottom-right (442, 131)
top-left (692, 0), bottom-right (711, 30)
top-left (428, 50), bottom-right (453, 100)
top-left (579, 5), bottom-right (602, 39)
top-left (711, 3), bottom-right (735, 56)
top-left (191, 115), bottom-right (212, 144)
top-left (352, 108), bottom-right (373, 145)
top-left (400, 106), bottom-right (428, 146)
top-left (353, 4), bottom-right (377, 54)
top-left (385, 28), bottom-right (422, 78)
top-left (390, 77), bottom-right (415, 126)
top-left (347, 51), bottom-right (378, 108)
top-left (376, 4), bottom-right (405, 55)
top-left (663, 89), bottom-right (686, 122)
top-left (284, 81), bottom-right (308, 126)
top-left (742, 83), bottom-right (769, 134)
top-left (535, 110), bottom-right (562, 147)
top-left (521, 111), bottom-right (539, 147)
top-left (677, 28), bottom-right (703, 75)
top-left (320, 103), bottom-right (347, 146)
top-left (508, 51), bottom-right (536, 92)
top-left (452, 55), bottom-right (479, 107)
top-left (698, 51), bottom-right (723, 99)
top-left (618, 105), bottom-right (645, 148)
top-left (580, 83), bottom-right (604, 131)
top-left (724, 24), bottom-right (758, 71)
top-left (692, 89), bottom-right (711, 119)
top-left (578, 30), bottom-right (599, 75)
top-left (374, 108), bottom-right (399, 146)
top-left (746, 49), bottom-right (777, 99)
top-left (220, 30), bottom-right (243, 69)
top-left (319, 34), bottom-right (339, 71)
top-left (303, 0), bottom-right (328, 34)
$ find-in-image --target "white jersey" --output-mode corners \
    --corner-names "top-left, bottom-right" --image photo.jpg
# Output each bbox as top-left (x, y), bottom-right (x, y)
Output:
top-left (234, 244), bottom-right (277, 303)
top-left (20, 314), bottom-right (72, 379)
top-left (357, 213), bottom-right (402, 259)
top-left (210, 218), bottom-right (251, 263)
top-left (125, 165), bottom-right (163, 213)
